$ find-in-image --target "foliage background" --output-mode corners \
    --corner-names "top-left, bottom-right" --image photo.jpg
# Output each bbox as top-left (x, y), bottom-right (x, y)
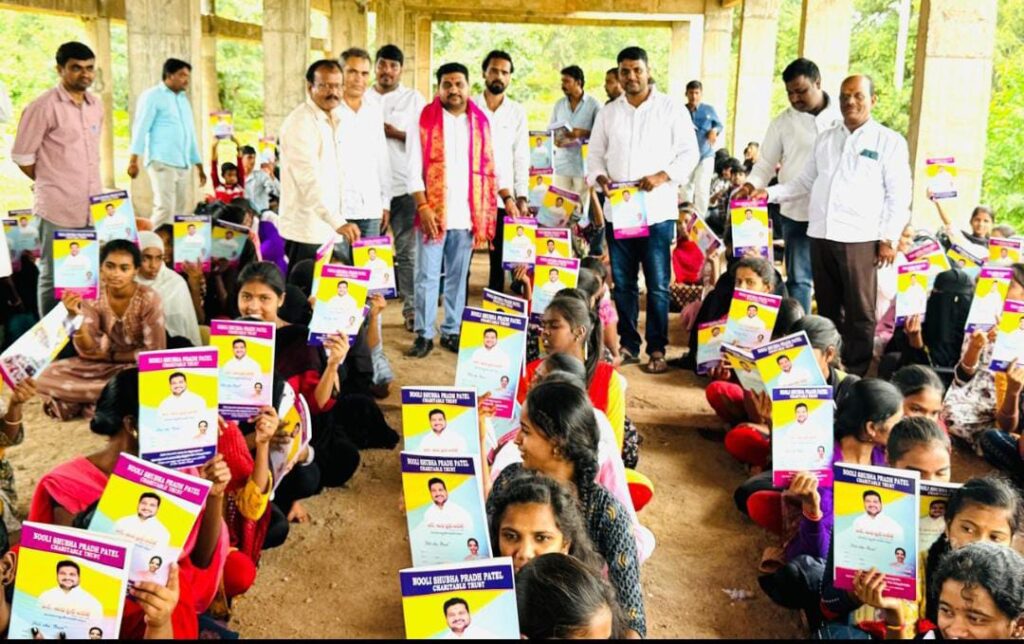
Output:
top-left (0, 0), bottom-right (1020, 225)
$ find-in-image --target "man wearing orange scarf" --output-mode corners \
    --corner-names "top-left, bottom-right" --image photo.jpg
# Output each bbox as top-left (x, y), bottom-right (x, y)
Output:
top-left (405, 62), bottom-right (499, 358)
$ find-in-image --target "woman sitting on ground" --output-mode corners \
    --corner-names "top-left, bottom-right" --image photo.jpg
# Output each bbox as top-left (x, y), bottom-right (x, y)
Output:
top-left (517, 553), bottom-right (626, 639)
top-left (36, 239), bottom-right (165, 420)
top-left (28, 369), bottom-right (230, 639)
top-left (891, 364), bottom-right (946, 428)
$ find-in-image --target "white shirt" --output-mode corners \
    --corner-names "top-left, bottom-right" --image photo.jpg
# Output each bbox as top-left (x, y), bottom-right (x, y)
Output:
top-left (407, 107), bottom-right (472, 230)
top-left (422, 501), bottom-right (473, 532)
top-left (37, 585), bottom-right (103, 621)
top-left (613, 200), bottom-right (643, 227)
top-left (587, 88), bottom-right (700, 225)
top-left (920, 515), bottom-right (946, 546)
top-left (62, 252), bottom-right (91, 271)
top-left (370, 83), bottom-right (426, 198)
top-left (157, 389), bottom-right (207, 419)
top-left (0, 81), bottom-right (11, 124)
top-left (365, 257), bottom-right (391, 286)
top-left (278, 97), bottom-right (346, 244)
top-left (136, 265), bottom-right (201, 347)
top-left (506, 234), bottom-right (534, 259)
top-left (776, 365), bottom-right (814, 388)
top-left (538, 280), bottom-right (564, 299)
top-left (0, 230), bottom-right (10, 278)
top-left (970, 289), bottom-right (1006, 327)
top-left (852, 511), bottom-right (905, 542)
top-left (469, 346), bottom-right (512, 375)
top-left (476, 94), bottom-right (526, 201)
top-left (747, 95), bottom-right (843, 222)
top-left (767, 118), bottom-right (911, 243)
top-left (222, 355), bottom-right (262, 377)
top-left (418, 429), bottom-right (469, 455)
top-left (113, 514), bottom-right (172, 548)
top-left (212, 237), bottom-right (240, 259)
top-left (338, 97), bottom-right (392, 220)
top-left (443, 623), bottom-right (499, 639)
top-left (325, 293), bottom-right (360, 321)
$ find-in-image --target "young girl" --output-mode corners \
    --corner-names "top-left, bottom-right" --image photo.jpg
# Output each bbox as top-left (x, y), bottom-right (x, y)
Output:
top-left (516, 553), bottom-right (625, 639)
top-left (927, 542), bottom-right (1024, 639)
top-left (891, 364), bottom-right (945, 425)
top-left (487, 380), bottom-right (646, 638)
top-left (580, 256), bottom-right (622, 367)
top-left (930, 191), bottom-right (993, 255)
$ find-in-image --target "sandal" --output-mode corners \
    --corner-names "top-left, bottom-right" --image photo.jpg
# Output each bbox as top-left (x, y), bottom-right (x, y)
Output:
top-left (641, 354), bottom-right (669, 374)
top-left (620, 349), bottom-right (640, 366)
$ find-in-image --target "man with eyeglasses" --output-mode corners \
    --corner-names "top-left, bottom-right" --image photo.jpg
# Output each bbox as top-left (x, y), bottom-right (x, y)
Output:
top-left (278, 59), bottom-right (363, 273)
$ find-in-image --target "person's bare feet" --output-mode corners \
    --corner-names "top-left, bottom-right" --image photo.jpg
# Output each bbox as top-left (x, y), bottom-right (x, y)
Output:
top-left (287, 500), bottom-right (310, 523)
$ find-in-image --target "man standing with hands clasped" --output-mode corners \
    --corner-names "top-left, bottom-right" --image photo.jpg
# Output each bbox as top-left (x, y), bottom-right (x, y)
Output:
top-left (750, 74), bottom-right (911, 376)
top-left (588, 46), bottom-right (699, 374)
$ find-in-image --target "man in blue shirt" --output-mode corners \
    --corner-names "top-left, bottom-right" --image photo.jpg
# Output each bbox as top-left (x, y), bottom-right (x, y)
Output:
top-left (684, 80), bottom-right (722, 216)
top-left (128, 58), bottom-right (206, 228)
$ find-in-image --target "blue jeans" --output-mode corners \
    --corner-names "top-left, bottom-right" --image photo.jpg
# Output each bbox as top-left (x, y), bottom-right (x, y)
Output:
top-left (609, 219), bottom-right (673, 357)
top-left (414, 229), bottom-right (473, 341)
top-left (334, 218), bottom-right (382, 265)
top-left (780, 215), bottom-right (813, 313)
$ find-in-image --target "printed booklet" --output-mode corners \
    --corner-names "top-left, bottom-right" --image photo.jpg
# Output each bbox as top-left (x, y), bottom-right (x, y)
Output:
top-left (3, 210), bottom-right (41, 271)
top-left (308, 264), bottom-right (371, 343)
top-left (771, 386), bottom-right (834, 487)
top-left (0, 303), bottom-right (82, 388)
top-left (402, 387), bottom-right (480, 459)
top-left (53, 230), bottom-right (99, 300)
top-left (172, 215), bottom-right (212, 272)
top-left (722, 288), bottom-right (782, 350)
top-left (964, 267), bottom-right (1013, 332)
top-left (89, 191), bottom-right (138, 245)
top-left (210, 319), bottom-right (275, 421)
top-left (501, 217), bottom-right (537, 268)
top-left (353, 236), bottom-right (398, 298)
top-left (455, 308), bottom-right (527, 420)
top-left (608, 181), bottom-right (648, 240)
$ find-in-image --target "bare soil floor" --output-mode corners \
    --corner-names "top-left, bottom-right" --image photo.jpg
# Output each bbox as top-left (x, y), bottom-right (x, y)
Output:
top-left (7, 253), bottom-right (1000, 638)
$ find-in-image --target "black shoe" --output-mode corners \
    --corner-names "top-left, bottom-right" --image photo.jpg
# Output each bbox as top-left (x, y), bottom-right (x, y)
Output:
top-left (406, 336), bottom-right (434, 358)
top-left (439, 334), bottom-right (460, 353)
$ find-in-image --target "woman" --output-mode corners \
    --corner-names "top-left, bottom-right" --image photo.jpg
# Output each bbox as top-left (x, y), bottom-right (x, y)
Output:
top-left (28, 369), bottom-right (230, 639)
top-left (236, 262), bottom-right (360, 503)
top-left (518, 292), bottom-right (626, 448)
top-left (36, 239), bottom-right (166, 420)
top-left (930, 192), bottom-right (994, 254)
top-left (487, 469), bottom-right (603, 573)
top-left (926, 542), bottom-right (1024, 639)
top-left (517, 553), bottom-right (625, 639)
top-left (580, 257), bottom-right (622, 367)
top-left (488, 380), bottom-right (646, 638)
top-left (891, 364), bottom-right (945, 425)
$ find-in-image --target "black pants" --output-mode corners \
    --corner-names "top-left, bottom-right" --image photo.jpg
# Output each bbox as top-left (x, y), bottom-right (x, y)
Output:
top-left (810, 239), bottom-right (877, 376)
top-left (487, 209), bottom-right (509, 292)
top-left (284, 239), bottom-right (321, 278)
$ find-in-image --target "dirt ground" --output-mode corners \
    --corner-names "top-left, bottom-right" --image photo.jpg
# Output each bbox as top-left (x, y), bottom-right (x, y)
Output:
top-left (6, 253), bottom-right (1002, 638)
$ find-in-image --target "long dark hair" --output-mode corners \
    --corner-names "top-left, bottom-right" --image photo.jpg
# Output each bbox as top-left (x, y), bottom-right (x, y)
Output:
top-left (516, 553), bottom-right (625, 639)
top-left (91, 368), bottom-right (139, 437)
top-left (834, 378), bottom-right (902, 442)
top-left (544, 293), bottom-right (601, 384)
top-left (523, 380), bottom-right (600, 505)
top-left (788, 315), bottom-right (843, 371)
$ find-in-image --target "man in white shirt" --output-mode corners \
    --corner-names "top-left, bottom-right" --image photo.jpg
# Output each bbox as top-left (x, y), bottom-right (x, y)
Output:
top-left (543, 196), bottom-right (570, 228)
top-left (477, 50), bottom-right (529, 293)
top-left (442, 598), bottom-right (497, 639)
top-left (156, 372), bottom-right (207, 421)
top-left (755, 74), bottom-right (911, 376)
top-left (113, 492), bottom-right (173, 548)
top-left (421, 478), bottom-right (474, 533)
top-left (469, 328), bottom-right (512, 376)
top-left (61, 242), bottom-right (91, 272)
top-left (37, 560), bottom-right (103, 621)
top-left (222, 338), bottom-right (262, 377)
top-left (325, 280), bottom-right (360, 323)
top-left (738, 59), bottom-right (842, 313)
top-left (970, 284), bottom-right (1005, 329)
top-left (588, 46), bottom-right (700, 374)
top-left (406, 62), bottom-right (499, 358)
top-left (549, 65), bottom-right (602, 221)
top-left (136, 231), bottom-right (201, 346)
top-left (733, 208), bottom-right (768, 251)
top-left (776, 354), bottom-right (814, 388)
top-left (212, 229), bottom-right (241, 261)
top-left (542, 239), bottom-right (563, 258)
top-left (537, 267), bottom-right (565, 302)
top-left (613, 189), bottom-right (643, 228)
top-left (372, 45), bottom-right (427, 330)
top-left (179, 223), bottom-right (207, 262)
top-left (530, 136), bottom-right (550, 170)
top-left (920, 499), bottom-right (947, 545)
top-left (335, 48), bottom-right (392, 265)
top-left (418, 408), bottom-right (469, 455)
top-left (363, 247), bottom-right (391, 288)
top-left (505, 226), bottom-right (534, 263)
top-left (851, 490), bottom-right (905, 543)
top-left (278, 59), bottom-right (362, 273)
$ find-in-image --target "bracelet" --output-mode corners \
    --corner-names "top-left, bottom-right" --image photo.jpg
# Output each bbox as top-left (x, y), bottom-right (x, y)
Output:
top-left (415, 202), bottom-right (430, 212)
top-left (885, 623), bottom-right (904, 632)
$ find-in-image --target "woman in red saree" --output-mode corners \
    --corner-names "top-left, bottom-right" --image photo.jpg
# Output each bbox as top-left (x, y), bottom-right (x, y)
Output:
top-left (28, 369), bottom-right (231, 639)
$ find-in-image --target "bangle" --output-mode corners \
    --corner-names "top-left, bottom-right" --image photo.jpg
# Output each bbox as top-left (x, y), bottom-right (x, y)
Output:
top-left (416, 202), bottom-right (430, 212)
top-left (886, 623), bottom-right (904, 632)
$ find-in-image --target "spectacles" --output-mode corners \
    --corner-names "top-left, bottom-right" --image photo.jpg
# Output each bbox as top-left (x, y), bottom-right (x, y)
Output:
top-left (314, 82), bottom-right (343, 92)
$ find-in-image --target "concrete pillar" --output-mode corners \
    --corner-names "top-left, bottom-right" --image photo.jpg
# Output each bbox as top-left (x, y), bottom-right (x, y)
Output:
top-left (700, 0), bottom-right (732, 133)
top-left (412, 14), bottom-right (432, 96)
top-left (798, 0), bottom-right (852, 96)
top-left (200, 34), bottom-right (219, 165)
top-left (126, 0), bottom-right (205, 217)
top-left (263, 0), bottom-right (311, 138)
top-left (730, 0), bottom-right (780, 153)
top-left (669, 21), bottom-right (701, 100)
top-left (331, 0), bottom-right (367, 55)
top-left (907, 0), bottom-right (998, 228)
top-left (374, 0), bottom-right (404, 51)
top-left (81, 14), bottom-right (116, 189)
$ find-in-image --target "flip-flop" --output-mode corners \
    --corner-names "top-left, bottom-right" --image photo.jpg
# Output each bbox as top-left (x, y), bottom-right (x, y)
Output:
top-left (620, 349), bottom-right (640, 366)
top-left (641, 356), bottom-right (669, 374)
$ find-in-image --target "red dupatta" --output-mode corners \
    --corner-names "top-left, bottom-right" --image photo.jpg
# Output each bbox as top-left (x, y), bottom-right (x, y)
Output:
top-left (416, 97), bottom-right (497, 242)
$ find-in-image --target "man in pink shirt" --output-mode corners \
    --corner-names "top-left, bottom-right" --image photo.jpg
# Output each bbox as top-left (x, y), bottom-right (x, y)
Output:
top-left (11, 41), bottom-right (104, 316)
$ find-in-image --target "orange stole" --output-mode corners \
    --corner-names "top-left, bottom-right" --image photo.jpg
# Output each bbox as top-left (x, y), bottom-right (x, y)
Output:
top-left (416, 97), bottom-right (498, 242)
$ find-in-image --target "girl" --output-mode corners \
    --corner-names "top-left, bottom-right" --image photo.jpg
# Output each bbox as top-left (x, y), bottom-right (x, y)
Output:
top-left (891, 364), bottom-right (945, 425)
top-left (36, 239), bottom-right (166, 420)
top-left (236, 262), bottom-right (360, 507)
top-left (488, 380), bottom-right (646, 638)
top-left (28, 369), bottom-right (230, 639)
top-left (930, 191), bottom-right (993, 254)
top-left (927, 542), bottom-right (1024, 639)
top-left (580, 256), bottom-right (622, 367)
top-left (516, 553), bottom-right (625, 639)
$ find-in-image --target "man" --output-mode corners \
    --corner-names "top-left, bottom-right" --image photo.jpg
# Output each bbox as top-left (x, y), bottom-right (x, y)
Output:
top-left (683, 80), bottom-right (723, 217)
top-left (128, 58), bottom-right (206, 228)
top-left (920, 499), bottom-right (947, 541)
top-left (477, 50), bottom-right (529, 294)
top-left (544, 196), bottom-right (571, 228)
top-left (212, 229), bottom-right (241, 261)
top-left (604, 67), bottom-right (623, 103)
top-left (12, 42), bottom-right (103, 316)
top-left (754, 74), bottom-right (912, 375)
top-left (422, 477), bottom-right (473, 532)
top-left (469, 328), bottom-right (512, 375)
top-left (62, 242), bottom-right (90, 271)
top-left (442, 597), bottom-right (496, 639)
top-left (543, 239), bottom-right (562, 258)
top-left (815, 444), bottom-right (828, 466)
top-left (222, 338), bottom-right (262, 377)
top-left (406, 63), bottom-right (498, 358)
top-left (326, 280), bottom-right (360, 321)
top-left (156, 372), bottom-right (207, 420)
top-left (244, 148), bottom-right (281, 214)
top-left (506, 225), bottom-right (534, 262)
top-left (530, 135), bottom-right (550, 170)
top-left (538, 268), bottom-right (564, 300)
top-left (549, 65), bottom-right (602, 227)
top-left (589, 47), bottom-right (699, 373)
top-left (418, 408), bottom-right (468, 455)
top-left (136, 231), bottom-right (201, 346)
top-left (178, 222), bottom-right (207, 263)
top-left (335, 48), bottom-right (392, 265)
top-left (37, 560), bottom-right (103, 620)
top-left (776, 354), bottom-right (813, 387)
top-left (371, 44), bottom-right (427, 332)
top-left (278, 59), bottom-right (362, 271)
top-left (113, 492), bottom-right (172, 548)
top-left (736, 58), bottom-right (842, 312)
top-left (364, 247), bottom-right (391, 288)
top-left (852, 489), bottom-right (905, 542)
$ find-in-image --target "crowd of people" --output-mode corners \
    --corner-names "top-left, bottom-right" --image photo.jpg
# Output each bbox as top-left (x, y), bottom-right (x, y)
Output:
top-left (0, 35), bottom-right (1022, 640)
